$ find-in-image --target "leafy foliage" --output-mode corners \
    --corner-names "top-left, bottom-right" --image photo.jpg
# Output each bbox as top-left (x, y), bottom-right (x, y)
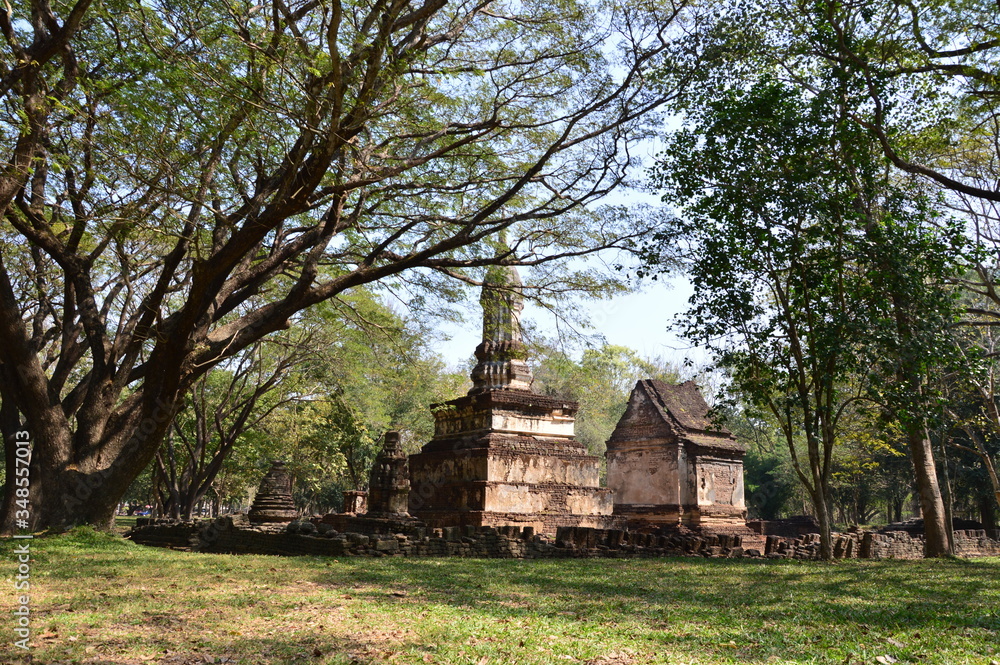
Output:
top-left (532, 343), bottom-right (684, 456)
top-left (645, 63), bottom-right (968, 554)
top-left (0, 0), bottom-right (687, 530)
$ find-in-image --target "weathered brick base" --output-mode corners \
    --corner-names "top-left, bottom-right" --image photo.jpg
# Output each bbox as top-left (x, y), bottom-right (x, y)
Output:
top-left (760, 529), bottom-right (1000, 559)
top-left (127, 518), bottom-right (1000, 561)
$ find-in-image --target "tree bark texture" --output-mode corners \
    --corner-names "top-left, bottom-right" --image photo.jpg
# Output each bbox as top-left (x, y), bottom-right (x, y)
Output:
top-left (906, 424), bottom-right (951, 557)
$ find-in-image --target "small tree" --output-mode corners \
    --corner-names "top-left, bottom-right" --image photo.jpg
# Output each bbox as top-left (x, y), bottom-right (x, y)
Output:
top-left (153, 337), bottom-right (302, 519)
top-left (646, 75), bottom-right (967, 557)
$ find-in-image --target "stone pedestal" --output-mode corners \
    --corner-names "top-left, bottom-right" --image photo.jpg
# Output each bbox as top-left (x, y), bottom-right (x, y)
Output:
top-left (408, 261), bottom-right (622, 535)
top-left (342, 491), bottom-right (368, 515)
top-left (248, 461), bottom-right (298, 524)
top-left (409, 389), bottom-right (622, 534)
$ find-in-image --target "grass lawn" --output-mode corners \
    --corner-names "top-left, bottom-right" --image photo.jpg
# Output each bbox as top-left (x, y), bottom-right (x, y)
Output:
top-left (2, 528), bottom-right (998, 665)
top-left (112, 517), bottom-right (139, 535)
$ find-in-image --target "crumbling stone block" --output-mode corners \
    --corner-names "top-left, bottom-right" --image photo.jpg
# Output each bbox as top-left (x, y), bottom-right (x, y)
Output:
top-left (367, 432), bottom-right (410, 517)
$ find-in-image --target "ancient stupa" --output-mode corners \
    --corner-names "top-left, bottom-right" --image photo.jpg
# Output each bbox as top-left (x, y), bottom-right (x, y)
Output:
top-left (408, 263), bottom-right (622, 533)
top-left (366, 431), bottom-right (411, 517)
top-left (248, 460), bottom-right (299, 524)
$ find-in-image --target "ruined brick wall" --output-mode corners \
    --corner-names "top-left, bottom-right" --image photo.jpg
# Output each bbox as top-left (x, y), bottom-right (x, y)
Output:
top-left (860, 532), bottom-right (925, 559)
top-left (129, 519), bottom-right (1000, 561)
top-left (131, 518), bottom-right (748, 559)
top-left (129, 519), bottom-right (202, 549)
top-left (953, 530), bottom-right (1000, 557)
top-left (747, 516), bottom-right (821, 538)
top-left (761, 529), bottom-right (1000, 560)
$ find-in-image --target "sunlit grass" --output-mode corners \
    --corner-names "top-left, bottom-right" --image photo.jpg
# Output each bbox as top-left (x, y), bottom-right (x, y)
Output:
top-left (1, 528), bottom-right (998, 664)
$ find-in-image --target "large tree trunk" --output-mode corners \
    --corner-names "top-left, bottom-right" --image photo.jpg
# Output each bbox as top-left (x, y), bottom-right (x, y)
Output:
top-left (980, 496), bottom-right (997, 538)
top-left (0, 381), bottom-right (24, 529)
top-left (0, 394), bottom-right (177, 533)
top-left (905, 424), bottom-right (951, 557)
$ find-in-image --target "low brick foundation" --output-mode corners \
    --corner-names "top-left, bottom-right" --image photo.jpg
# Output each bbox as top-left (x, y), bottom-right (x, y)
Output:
top-left (127, 517), bottom-right (1000, 561)
top-left (759, 529), bottom-right (1000, 560)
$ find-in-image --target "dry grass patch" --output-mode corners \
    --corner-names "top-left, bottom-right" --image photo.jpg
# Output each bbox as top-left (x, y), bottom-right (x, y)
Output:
top-left (1, 528), bottom-right (998, 664)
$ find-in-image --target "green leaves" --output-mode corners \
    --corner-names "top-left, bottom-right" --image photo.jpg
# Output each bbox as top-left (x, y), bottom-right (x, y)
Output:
top-left (532, 343), bottom-right (684, 456)
top-left (644, 34), bottom-right (969, 551)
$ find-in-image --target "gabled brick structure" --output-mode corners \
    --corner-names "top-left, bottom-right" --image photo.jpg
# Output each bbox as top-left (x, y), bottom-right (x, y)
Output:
top-left (408, 264), bottom-right (622, 534)
top-left (606, 380), bottom-right (747, 528)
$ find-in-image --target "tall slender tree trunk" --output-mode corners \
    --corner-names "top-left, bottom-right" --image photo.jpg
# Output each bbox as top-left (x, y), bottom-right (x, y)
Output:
top-left (937, 434), bottom-right (955, 553)
top-left (905, 424), bottom-right (951, 557)
top-left (814, 484), bottom-right (834, 560)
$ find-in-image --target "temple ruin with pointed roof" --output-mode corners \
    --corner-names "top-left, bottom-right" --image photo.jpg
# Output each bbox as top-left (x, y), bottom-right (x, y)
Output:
top-left (606, 379), bottom-right (747, 528)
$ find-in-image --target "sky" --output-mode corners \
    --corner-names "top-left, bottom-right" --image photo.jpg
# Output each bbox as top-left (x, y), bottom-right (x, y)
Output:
top-left (426, 133), bottom-right (705, 371)
top-left (430, 274), bottom-right (706, 370)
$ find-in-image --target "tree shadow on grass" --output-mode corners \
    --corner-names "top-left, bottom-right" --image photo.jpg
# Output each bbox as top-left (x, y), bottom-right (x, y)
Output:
top-left (301, 555), bottom-right (1000, 663)
top-left (4, 634), bottom-right (434, 665)
top-left (12, 533), bottom-right (1000, 665)
top-left (312, 556), bottom-right (1000, 631)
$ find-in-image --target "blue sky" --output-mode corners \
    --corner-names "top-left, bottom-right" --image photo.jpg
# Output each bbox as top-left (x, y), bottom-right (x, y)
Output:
top-left (431, 274), bottom-right (704, 369)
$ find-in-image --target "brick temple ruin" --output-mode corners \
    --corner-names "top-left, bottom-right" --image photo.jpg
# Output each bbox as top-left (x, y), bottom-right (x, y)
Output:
top-left (235, 268), bottom-right (747, 538)
top-left (130, 273), bottom-right (1000, 559)
top-left (132, 446), bottom-right (1000, 561)
top-left (606, 379), bottom-right (747, 529)
top-left (407, 264), bottom-right (622, 533)
top-left (247, 460), bottom-right (298, 524)
top-left (366, 431), bottom-right (411, 517)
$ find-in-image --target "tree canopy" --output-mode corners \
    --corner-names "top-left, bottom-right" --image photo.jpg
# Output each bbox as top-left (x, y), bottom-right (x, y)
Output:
top-left (0, 0), bottom-right (688, 531)
top-left (642, 0), bottom-right (980, 555)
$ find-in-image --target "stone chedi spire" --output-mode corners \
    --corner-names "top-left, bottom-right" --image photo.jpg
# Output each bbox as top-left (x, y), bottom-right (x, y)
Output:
top-left (407, 261), bottom-right (621, 534)
top-left (469, 264), bottom-right (533, 393)
top-left (248, 460), bottom-right (298, 523)
top-left (366, 431), bottom-right (411, 517)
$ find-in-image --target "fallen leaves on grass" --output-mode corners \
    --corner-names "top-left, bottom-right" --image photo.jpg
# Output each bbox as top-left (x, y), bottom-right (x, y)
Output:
top-left (585, 650), bottom-right (637, 665)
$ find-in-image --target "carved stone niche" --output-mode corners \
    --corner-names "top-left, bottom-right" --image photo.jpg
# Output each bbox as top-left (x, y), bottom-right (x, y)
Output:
top-left (248, 460), bottom-right (299, 524)
top-left (366, 431), bottom-right (410, 517)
